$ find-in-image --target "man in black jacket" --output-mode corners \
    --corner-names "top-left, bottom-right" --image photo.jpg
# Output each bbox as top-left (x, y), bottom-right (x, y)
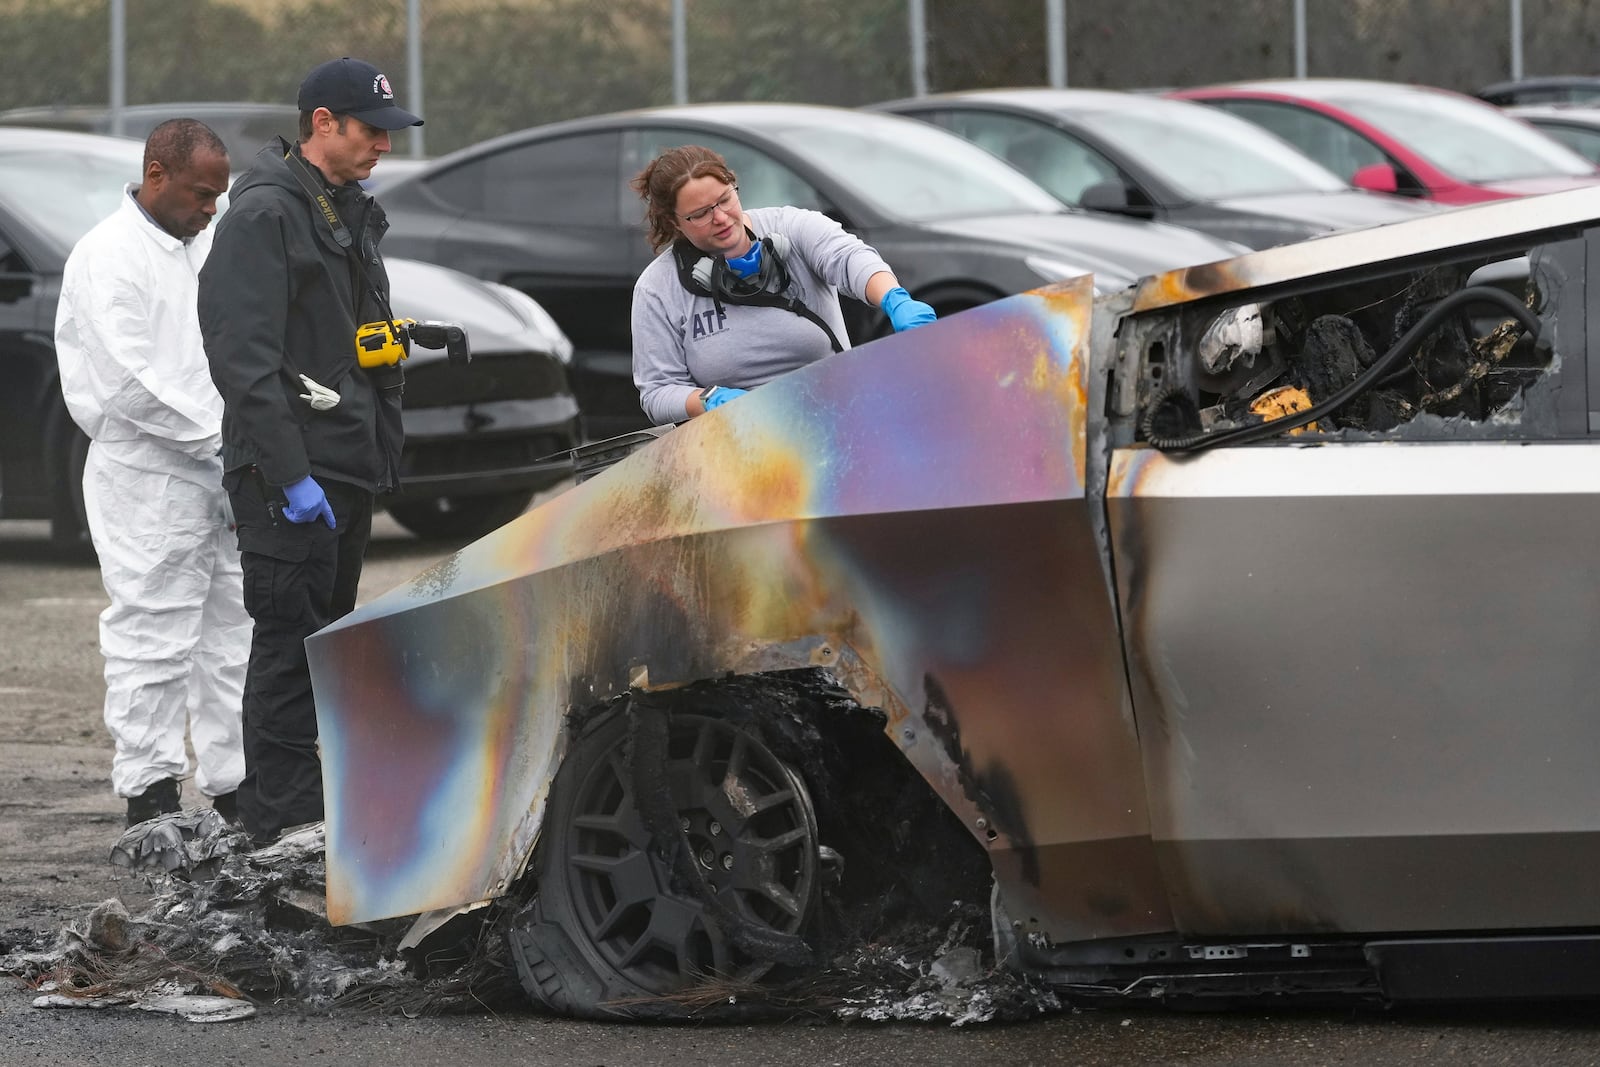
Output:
top-left (199, 57), bottom-right (422, 844)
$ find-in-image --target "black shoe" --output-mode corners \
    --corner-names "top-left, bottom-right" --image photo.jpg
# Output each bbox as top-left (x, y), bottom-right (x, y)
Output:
top-left (125, 777), bottom-right (181, 827)
top-left (210, 790), bottom-right (239, 824)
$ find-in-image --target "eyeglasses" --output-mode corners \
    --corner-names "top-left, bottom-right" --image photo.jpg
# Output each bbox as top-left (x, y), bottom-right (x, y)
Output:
top-left (679, 185), bottom-right (739, 226)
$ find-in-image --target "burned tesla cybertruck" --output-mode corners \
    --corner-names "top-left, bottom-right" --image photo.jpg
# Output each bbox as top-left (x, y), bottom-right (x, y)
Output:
top-left (305, 186), bottom-right (1600, 1016)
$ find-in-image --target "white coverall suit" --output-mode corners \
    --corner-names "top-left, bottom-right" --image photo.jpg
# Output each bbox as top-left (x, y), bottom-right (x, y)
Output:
top-left (54, 189), bottom-right (249, 800)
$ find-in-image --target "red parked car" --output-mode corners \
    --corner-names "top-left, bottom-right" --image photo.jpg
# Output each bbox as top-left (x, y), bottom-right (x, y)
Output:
top-left (1171, 79), bottom-right (1600, 205)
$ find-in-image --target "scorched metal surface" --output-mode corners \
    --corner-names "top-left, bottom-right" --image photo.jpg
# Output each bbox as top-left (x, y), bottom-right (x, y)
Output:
top-left (304, 274), bottom-right (1164, 942)
top-left (306, 184), bottom-right (1600, 1009)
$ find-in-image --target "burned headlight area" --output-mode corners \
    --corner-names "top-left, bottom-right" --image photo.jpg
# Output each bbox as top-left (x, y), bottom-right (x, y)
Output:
top-left (1121, 236), bottom-right (1584, 451)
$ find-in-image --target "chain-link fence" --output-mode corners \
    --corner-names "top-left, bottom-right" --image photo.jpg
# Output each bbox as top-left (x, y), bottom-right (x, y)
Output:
top-left (3, 0), bottom-right (1598, 158)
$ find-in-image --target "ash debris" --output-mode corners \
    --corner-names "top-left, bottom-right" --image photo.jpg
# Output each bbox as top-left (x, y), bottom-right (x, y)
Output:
top-left (543, 900), bottom-right (1061, 1025)
top-left (2, 818), bottom-right (524, 1021)
top-left (818, 902), bottom-right (1062, 1026)
top-left (3, 671), bottom-right (1064, 1027)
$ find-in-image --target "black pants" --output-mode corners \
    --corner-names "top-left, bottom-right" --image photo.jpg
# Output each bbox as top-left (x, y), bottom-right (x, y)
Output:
top-left (224, 469), bottom-right (373, 841)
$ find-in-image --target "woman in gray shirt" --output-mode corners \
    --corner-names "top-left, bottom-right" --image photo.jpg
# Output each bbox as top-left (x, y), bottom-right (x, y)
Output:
top-left (630, 145), bottom-right (936, 426)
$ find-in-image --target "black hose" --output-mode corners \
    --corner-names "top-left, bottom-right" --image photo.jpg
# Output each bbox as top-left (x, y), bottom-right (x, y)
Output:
top-left (1147, 286), bottom-right (1541, 454)
top-left (1140, 385), bottom-right (1211, 450)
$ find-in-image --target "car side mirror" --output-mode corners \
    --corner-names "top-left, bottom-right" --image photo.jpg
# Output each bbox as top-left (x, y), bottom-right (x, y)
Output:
top-left (1351, 162), bottom-right (1400, 194)
top-left (1079, 180), bottom-right (1155, 218)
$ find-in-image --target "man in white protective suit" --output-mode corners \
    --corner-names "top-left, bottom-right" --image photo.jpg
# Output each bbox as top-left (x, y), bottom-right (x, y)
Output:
top-left (54, 118), bottom-right (248, 828)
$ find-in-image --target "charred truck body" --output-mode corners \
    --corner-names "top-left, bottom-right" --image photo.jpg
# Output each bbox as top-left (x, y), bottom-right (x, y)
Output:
top-left (306, 188), bottom-right (1600, 1015)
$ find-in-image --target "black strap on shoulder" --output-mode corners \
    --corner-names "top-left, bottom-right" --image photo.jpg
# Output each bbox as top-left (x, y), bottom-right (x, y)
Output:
top-left (762, 291), bottom-right (844, 354)
top-left (671, 238), bottom-right (708, 295)
top-left (283, 148), bottom-right (397, 327)
top-left (285, 150), bottom-right (352, 249)
top-left (670, 234), bottom-right (843, 354)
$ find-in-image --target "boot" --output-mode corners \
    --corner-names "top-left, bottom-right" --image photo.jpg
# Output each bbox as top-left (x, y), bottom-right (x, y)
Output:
top-left (125, 777), bottom-right (181, 827)
top-left (210, 789), bottom-right (240, 825)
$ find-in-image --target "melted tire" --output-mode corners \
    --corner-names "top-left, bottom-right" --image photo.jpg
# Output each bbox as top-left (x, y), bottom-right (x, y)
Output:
top-left (507, 900), bottom-right (610, 1018)
top-left (507, 703), bottom-right (819, 1019)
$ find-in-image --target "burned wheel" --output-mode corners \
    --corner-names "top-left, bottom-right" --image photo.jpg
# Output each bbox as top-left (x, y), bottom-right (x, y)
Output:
top-left (508, 707), bottom-right (819, 1018)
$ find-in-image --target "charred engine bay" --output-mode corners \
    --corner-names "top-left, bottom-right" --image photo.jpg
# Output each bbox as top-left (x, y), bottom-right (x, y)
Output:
top-left (3, 672), bottom-right (1056, 1025)
top-left (1135, 247), bottom-right (1568, 449)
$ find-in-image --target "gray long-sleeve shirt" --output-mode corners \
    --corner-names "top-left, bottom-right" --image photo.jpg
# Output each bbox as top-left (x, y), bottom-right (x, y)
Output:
top-left (631, 205), bottom-right (892, 425)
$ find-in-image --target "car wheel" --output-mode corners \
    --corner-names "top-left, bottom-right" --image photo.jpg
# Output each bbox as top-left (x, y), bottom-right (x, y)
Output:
top-left (384, 489), bottom-right (535, 541)
top-left (507, 704), bottom-right (820, 1018)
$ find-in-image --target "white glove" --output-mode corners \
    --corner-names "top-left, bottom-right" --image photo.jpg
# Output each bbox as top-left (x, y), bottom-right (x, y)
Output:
top-left (298, 374), bottom-right (341, 411)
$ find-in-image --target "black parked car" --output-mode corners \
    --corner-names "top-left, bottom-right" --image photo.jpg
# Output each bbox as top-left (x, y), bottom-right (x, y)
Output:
top-left (874, 89), bottom-right (1438, 249)
top-left (0, 127), bottom-right (577, 548)
top-left (376, 259), bottom-right (578, 540)
top-left (372, 103), bottom-right (1246, 438)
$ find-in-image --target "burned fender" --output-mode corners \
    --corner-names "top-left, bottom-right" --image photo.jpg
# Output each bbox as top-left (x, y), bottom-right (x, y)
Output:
top-left (306, 275), bottom-right (1168, 944)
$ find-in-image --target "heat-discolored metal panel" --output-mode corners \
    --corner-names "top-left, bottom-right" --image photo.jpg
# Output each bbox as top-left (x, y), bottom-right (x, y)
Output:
top-left (309, 276), bottom-right (1170, 940)
top-left (1108, 442), bottom-right (1600, 936)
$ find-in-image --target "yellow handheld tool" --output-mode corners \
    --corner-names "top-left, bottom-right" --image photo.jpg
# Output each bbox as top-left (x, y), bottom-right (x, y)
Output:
top-left (356, 318), bottom-right (472, 369)
top-left (356, 318), bottom-right (413, 369)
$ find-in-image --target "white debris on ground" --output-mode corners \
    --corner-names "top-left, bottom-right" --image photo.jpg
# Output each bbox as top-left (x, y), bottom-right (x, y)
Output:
top-left (109, 808), bottom-right (240, 874)
top-left (0, 810), bottom-right (493, 1023)
top-left (2, 809), bottom-right (1063, 1026)
top-left (33, 980), bottom-right (257, 1023)
top-left (824, 907), bottom-right (1062, 1026)
top-left (6, 896), bottom-right (257, 1023)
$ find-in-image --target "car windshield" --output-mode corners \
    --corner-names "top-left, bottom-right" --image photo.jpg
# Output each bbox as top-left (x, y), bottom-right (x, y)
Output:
top-left (1334, 92), bottom-right (1598, 181)
top-left (0, 145), bottom-right (142, 249)
top-left (765, 116), bottom-right (1066, 221)
top-left (1079, 105), bottom-right (1348, 199)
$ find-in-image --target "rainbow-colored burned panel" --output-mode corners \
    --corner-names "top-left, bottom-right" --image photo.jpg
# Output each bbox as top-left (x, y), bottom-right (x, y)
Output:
top-left (308, 275), bottom-right (1169, 940)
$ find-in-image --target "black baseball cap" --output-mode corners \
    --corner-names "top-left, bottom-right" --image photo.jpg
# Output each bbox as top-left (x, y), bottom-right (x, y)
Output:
top-left (297, 57), bottom-right (423, 129)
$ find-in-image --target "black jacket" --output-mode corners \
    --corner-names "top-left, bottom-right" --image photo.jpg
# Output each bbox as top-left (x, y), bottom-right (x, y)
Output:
top-left (199, 137), bottom-right (404, 493)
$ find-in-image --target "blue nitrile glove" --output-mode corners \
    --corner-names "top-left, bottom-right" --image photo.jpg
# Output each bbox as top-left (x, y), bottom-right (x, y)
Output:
top-left (700, 386), bottom-right (748, 412)
top-left (880, 286), bottom-right (937, 332)
top-left (282, 474), bottom-right (336, 529)
top-left (725, 240), bottom-right (763, 278)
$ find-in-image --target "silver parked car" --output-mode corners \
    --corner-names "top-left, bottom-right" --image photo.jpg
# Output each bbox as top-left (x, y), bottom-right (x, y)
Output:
top-left (1508, 104), bottom-right (1600, 165)
top-left (0, 101), bottom-right (300, 164)
top-left (874, 88), bottom-right (1439, 248)
top-left (306, 183), bottom-right (1600, 1015)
